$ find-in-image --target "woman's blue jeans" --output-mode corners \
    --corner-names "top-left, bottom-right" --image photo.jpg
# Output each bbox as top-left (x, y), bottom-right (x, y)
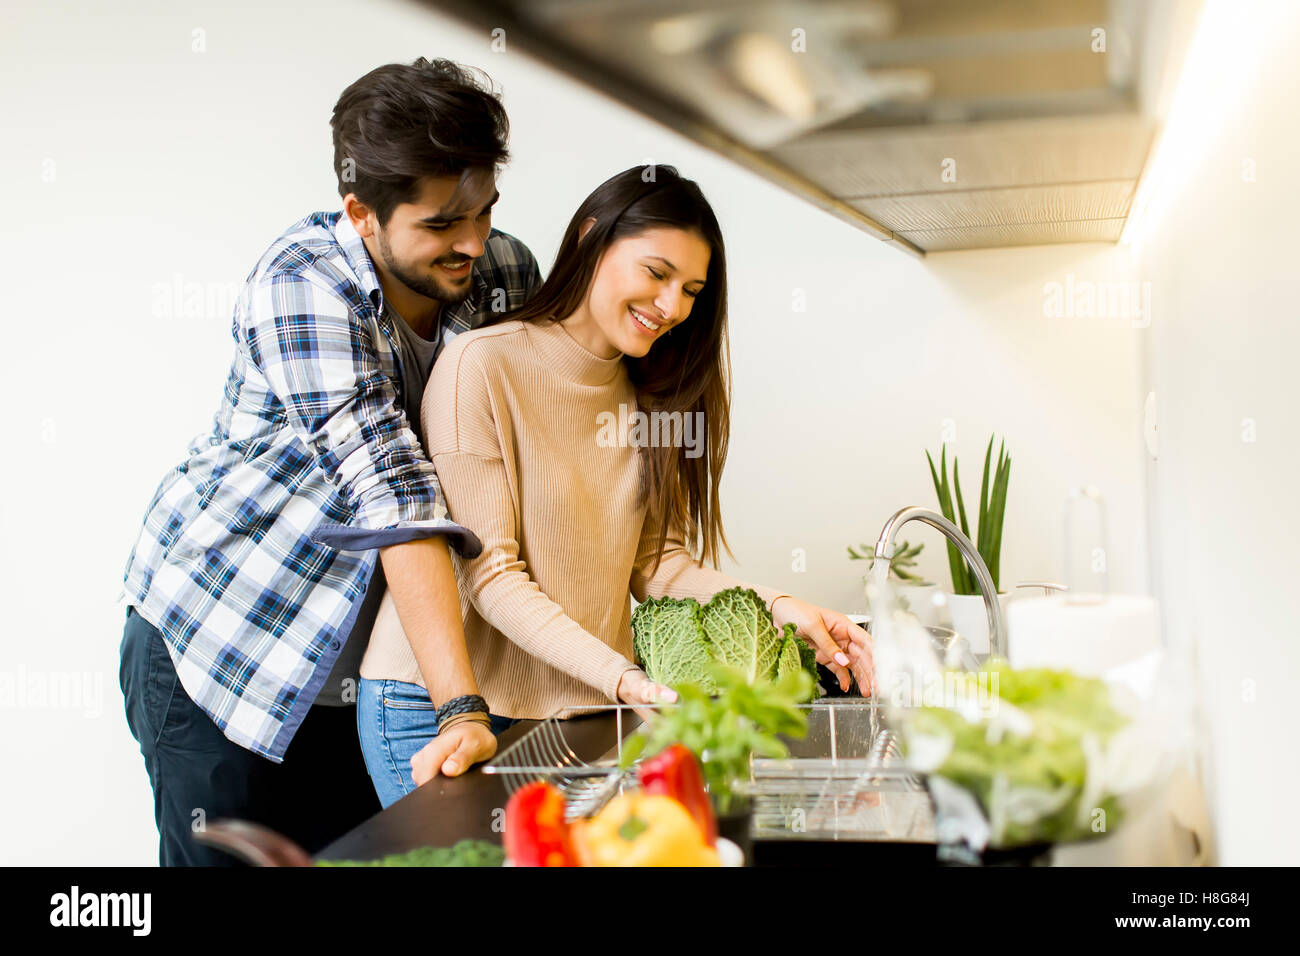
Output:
top-left (358, 678), bottom-right (516, 808)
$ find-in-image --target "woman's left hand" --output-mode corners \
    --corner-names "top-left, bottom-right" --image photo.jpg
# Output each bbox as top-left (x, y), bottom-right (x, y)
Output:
top-left (771, 597), bottom-right (875, 694)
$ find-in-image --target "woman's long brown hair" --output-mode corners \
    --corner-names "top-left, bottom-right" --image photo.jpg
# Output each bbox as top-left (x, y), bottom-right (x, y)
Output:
top-left (483, 164), bottom-right (734, 575)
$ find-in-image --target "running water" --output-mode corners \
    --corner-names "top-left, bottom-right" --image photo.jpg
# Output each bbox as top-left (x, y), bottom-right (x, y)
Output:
top-left (864, 561), bottom-right (893, 739)
top-left (864, 559), bottom-right (944, 714)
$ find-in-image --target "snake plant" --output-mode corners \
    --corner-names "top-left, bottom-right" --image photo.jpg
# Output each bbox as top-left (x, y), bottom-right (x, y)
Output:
top-left (925, 435), bottom-right (1010, 595)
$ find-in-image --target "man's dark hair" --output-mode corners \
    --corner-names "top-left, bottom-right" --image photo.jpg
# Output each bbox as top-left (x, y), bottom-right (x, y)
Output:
top-left (331, 57), bottom-right (509, 224)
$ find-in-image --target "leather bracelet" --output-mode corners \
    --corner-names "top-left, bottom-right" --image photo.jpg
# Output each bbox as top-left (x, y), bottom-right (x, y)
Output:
top-left (435, 693), bottom-right (489, 725)
top-left (437, 712), bottom-right (491, 735)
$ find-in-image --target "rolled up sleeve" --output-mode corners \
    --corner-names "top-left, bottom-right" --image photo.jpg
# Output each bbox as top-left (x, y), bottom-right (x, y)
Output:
top-left (239, 269), bottom-right (482, 558)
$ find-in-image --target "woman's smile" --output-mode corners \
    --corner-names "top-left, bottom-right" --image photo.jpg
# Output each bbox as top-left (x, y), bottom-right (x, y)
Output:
top-left (629, 304), bottom-right (663, 335)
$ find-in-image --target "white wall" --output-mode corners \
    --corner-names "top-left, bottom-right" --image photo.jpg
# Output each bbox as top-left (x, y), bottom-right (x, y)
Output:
top-left (725, 235), bottom-right (1148, 614)
top-left (0, 0), bottom-right (1148, 864)
top-left (1132, 0), bottom-right (1300, 865)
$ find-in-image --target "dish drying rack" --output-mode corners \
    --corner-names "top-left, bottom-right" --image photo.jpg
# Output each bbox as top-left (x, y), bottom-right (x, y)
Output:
top-left (482, 700), bottom-right (937, 841)
top-left (481, 705), bottom-right (645, 821)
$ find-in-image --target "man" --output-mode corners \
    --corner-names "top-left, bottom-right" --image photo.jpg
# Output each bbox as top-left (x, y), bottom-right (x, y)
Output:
top-left (118, 58), bottom-right (541, 865)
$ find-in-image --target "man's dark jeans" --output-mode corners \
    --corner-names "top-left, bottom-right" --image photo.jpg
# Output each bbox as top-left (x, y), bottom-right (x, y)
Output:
top-left (118, 606), bottom-right (381, 866)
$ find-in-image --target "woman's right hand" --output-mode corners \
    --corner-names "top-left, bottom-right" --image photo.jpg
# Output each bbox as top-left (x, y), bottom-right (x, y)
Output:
top-left (617, 668), bottom-right (677, 723)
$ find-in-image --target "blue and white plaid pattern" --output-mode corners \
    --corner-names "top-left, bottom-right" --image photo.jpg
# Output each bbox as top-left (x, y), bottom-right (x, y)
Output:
top-left (121, 211), bottom-right (541, 761)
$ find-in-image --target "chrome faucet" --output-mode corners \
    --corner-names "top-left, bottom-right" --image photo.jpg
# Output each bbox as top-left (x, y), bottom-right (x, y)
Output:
top-left (873, 506), bottom-right (1008, 660)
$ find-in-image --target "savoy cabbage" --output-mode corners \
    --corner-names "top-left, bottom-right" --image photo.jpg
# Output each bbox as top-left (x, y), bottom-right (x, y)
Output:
top-left (632, 587), bottom-right (819, 691)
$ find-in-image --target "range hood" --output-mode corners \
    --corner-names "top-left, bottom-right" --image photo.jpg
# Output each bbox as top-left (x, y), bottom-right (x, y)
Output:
top-left (423, 0), bottom-right (1188, 256)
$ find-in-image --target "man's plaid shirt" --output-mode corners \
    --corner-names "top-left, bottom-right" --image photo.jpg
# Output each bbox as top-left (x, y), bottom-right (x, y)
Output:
top-left (121, 211), bottom-right (541, 761)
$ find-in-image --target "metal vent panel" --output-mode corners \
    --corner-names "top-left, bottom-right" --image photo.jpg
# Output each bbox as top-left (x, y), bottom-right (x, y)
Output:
top-left (768, 115), bottom-right (1156, 198)
top-left (898, 218), bottom-right (1125, 252)
top-left (850, 179), bottom-right (1136, 232)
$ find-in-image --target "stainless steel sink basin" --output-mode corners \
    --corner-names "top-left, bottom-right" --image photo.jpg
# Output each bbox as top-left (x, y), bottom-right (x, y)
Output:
top-left (743, 618), bottom-right (984, 843)
top-left (750, 699), bottom-right (936, 843)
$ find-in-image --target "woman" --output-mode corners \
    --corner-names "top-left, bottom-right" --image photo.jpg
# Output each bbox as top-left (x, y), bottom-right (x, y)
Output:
top-left (357, 165), bottom-right (874, 807)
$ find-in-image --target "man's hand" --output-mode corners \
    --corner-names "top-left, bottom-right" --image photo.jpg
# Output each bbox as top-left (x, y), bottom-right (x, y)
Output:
top-left (771, 596), bottom-right (874, 694)
top-left (410, 720), bottom-right (498, 786)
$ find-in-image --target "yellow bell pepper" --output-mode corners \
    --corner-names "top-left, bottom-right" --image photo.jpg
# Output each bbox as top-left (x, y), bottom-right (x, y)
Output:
top-left (571, 794), bottom-right (720, 867)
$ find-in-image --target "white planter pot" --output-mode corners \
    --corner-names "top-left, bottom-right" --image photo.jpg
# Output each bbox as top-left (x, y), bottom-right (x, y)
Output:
top-left (895, 583), bottom-right (944, 626)
top-left (943, 592), bottom-right (1010, 656)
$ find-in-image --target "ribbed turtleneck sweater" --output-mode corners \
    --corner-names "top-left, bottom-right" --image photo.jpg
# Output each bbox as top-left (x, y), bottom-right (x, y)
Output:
top-left (359, 317), bottom-right (790, 718)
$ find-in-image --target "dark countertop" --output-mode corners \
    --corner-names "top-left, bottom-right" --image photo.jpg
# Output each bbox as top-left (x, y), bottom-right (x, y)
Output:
top-left (318, 668), bottom-right (864, 862)
top-left (315, 712), bottom-right (626, 862)
top-left (314, 708), bottom-right (952, 866)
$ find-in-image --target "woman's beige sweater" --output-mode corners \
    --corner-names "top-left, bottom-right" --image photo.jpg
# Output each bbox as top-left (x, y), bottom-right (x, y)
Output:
top-left (359, 317), bottom-right (790, 718)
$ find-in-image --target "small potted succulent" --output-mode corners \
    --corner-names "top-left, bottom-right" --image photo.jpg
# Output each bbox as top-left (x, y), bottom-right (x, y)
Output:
top-left (924, 435), bottom-right (1011, 654)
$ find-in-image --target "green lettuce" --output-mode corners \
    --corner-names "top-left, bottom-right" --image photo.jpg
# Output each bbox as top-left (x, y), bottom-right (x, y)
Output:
top-left (903, 663), bottom-right (1130, 847)
top-left (632, 587), bottom-right (819, 693)
top-left (775, 635), bottom-right (805, 682)
top-left (701, 587), bottom-right (791, 681)
top-left (315, 840), bottom-right (504, 867)
top-left (631, 594), bottom-right (713, 689)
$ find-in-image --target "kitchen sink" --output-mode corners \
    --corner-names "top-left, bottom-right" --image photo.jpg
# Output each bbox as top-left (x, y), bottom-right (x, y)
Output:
top-left (743, 618), bottom-right (978, 846)
top-left (750, 698), bottom-right (936, 844)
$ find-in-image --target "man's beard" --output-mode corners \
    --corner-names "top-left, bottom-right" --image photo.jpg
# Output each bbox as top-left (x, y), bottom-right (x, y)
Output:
top-left (375, 226), bottom-right (473, 306)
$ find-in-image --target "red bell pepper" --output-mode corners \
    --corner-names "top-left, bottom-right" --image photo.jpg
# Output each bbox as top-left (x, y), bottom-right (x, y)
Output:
top-left (637, 744), bottom-right (717, 847)
top-left (504, 781), bottom-right (574, 866)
